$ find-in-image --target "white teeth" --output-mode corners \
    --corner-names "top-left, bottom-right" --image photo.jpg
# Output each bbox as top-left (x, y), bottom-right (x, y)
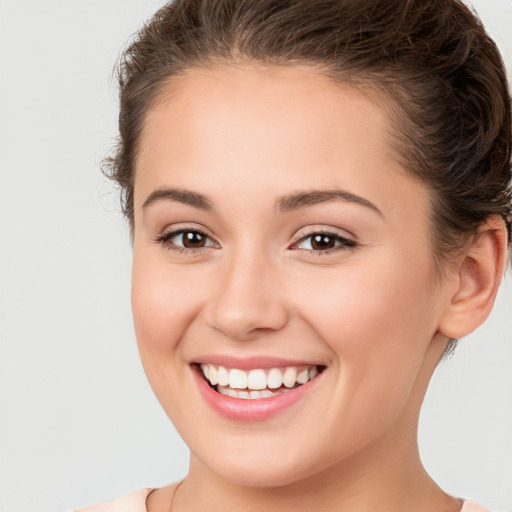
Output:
top-left (296, 368), bottom-right (309, 384)
top-left (200, 363), bottom-right (322, 396)
top-left (217, 366), bottom-right (229, 386)
top-left (228, 388), bottom-right (239, 398)
top-left (283, 367), bottom-right (297, 388)
top-left (216, 385), bottom-right (292, 400)
top-left (267, 368), bottom-right (283, 389)
top-left (208, 364), bottom-right (218, 385)
top-left (247, 369), bottom-right (267, 390)
top-left (217, 386), bottom-right (238, 398)
top-left (229, 368), bottom-right (248, 389)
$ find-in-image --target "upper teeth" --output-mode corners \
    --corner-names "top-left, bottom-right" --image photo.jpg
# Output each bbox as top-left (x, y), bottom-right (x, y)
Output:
top-left (200, 364), bottom-right (319, 390)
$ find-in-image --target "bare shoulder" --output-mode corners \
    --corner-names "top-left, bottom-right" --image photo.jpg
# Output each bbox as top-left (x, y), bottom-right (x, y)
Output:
top-left (145, 482), bottom-right (181, 512)
top-left (74, 488), bottom-right (154, 512)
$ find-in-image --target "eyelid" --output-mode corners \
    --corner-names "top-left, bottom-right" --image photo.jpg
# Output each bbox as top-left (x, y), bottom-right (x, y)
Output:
top-left (154, 224), bottom-right (357, 254)
top-left (290, 227), bottom-right (358, 252)
top-left (154, 224), bottom-right (220, 252)
top-left (292, 225), bottom-right (355, 242)
top-left (157, 222), bottom-right (217, 239)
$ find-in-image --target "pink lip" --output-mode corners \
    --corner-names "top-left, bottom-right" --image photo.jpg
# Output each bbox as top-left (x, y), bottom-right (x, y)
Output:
top-left (192, 364), bottom-right (324, 421)
top-left (192, 354), bottom-right (324, 370)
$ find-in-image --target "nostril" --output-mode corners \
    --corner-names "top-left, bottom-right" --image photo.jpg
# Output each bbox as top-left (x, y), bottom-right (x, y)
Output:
top-left (205, 271), bottom-right (289, 339)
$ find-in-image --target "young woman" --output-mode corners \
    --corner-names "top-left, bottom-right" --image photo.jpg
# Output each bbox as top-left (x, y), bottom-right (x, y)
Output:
top-left (75, 0), bottom-right (511, 510)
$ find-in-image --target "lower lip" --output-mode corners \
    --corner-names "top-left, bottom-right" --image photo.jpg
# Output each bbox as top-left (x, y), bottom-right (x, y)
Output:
top-left (193, 366), bottom-right (323, 421)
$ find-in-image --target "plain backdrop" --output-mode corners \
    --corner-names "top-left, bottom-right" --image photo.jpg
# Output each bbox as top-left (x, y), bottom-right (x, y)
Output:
top-left (0, 1), bottom-right (511, 511)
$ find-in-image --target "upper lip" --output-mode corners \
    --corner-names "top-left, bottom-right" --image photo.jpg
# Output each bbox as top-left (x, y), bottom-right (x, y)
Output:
top-left (191, 355), bottom-right (326, 370)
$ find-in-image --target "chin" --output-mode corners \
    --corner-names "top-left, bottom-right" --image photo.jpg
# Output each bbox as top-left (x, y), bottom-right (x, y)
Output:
top-left (205, 456), bottom-right (316, 488)
top-left (189, 436), bottom-right (339, 489)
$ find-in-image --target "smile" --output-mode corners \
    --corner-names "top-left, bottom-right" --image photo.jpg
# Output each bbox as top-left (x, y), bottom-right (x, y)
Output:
top-left (200, 364), bottom-right (321, 399)
top-left (192, 359), bottom-right (326, 420)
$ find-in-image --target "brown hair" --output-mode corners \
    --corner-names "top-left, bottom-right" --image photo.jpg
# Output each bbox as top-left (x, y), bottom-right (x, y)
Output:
top-left (105, 0), bottom-right (512, 266)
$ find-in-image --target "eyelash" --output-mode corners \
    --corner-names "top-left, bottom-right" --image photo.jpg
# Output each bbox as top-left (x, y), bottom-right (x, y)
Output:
top-left (155, 228), bottom-right (358, 255)
top-left (291, 230), bottom-right (358, 254)
top-left (155, 228), bottom-right (218, 255)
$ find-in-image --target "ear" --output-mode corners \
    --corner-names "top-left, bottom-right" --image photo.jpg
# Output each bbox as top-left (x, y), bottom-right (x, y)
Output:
top-left (438, 216), bottom-right (509, 339)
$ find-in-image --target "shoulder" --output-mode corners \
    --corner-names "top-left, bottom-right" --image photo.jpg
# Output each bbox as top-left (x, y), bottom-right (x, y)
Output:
top-left (461, 500), bottom-right (494, 512)
top-left (72, 488), bottom-right (154, 512)
top-left (145, 482), bottom-right (181, 512)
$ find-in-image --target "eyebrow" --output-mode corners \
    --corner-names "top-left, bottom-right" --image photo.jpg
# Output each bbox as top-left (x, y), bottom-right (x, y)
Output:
top-left (142, 187), bottom-right (383, 217)
top-left (142, 188), bottom-right (214, 211)
top-left (276, 189), bottom-right (383, 217)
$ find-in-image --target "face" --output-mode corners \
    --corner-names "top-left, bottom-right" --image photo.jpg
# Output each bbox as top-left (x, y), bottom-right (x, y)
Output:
top-left (132, 64), bottom-right (450, 487)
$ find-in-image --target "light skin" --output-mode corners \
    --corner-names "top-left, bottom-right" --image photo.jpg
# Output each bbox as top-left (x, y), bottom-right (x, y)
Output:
top-left (130, 64), bottom-right (508, 512)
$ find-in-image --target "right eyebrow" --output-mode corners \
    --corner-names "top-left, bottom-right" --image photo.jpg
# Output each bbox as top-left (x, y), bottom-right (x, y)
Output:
top-left (142, 188), bottom-right (215, 212)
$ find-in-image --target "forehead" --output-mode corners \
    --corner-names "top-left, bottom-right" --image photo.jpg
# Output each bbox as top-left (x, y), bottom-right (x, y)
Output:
top-left (135, 64), bottom-right (429, 229)
top-left (140, 64), bottom-right (393, 158)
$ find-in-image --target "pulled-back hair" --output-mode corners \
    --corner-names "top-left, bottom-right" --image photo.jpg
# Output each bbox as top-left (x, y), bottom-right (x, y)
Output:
top-left (105, 0), bottom-right (512, 269)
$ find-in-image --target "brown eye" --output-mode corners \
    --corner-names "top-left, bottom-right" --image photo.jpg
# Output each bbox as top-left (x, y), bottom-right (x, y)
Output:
top-left (310, 234), bottom-right (336, 250)
top-left (182, 231), bottom-right (207, 248)
top-left (293, 231), bottom-right (357, 252)
top-left (157, 229), bottom-right (218, 251)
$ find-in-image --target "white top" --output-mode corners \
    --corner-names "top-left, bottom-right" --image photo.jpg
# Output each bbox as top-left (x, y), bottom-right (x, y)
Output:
top-left (71, 487), bottom-right (495, 512)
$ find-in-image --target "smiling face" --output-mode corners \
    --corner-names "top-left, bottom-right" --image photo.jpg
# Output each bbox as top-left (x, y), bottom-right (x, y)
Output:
top-left (131, 64), bottom-right (452, 487)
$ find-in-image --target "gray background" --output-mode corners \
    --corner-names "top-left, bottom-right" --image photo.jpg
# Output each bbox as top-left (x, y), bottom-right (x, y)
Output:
top-left (0, 1), bottom-right (510, 511)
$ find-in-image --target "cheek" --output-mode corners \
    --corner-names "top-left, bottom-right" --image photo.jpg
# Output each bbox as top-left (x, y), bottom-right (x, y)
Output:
top-left (289, 252), bottom-right (437, 390)
top-left (130, 248), bottom-right (211, 423)
top-left (295, 251), bottom-right (434, 343)
top-left (284, 257), bottom-right (437, 448)
top-left (131, 248), bottom-right (206, 358)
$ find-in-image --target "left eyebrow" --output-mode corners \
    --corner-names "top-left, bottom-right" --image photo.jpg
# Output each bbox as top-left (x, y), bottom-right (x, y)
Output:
top-left (275, 189), bottom-right (384, 217)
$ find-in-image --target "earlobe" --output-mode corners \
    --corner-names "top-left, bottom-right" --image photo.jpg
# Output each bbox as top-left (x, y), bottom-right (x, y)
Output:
top-left (438, 216), bottom-right (509, 340)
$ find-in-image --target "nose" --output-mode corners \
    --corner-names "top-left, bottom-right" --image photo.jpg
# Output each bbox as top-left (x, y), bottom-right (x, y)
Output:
top-left (205, 249), bottom-right (289, 341)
